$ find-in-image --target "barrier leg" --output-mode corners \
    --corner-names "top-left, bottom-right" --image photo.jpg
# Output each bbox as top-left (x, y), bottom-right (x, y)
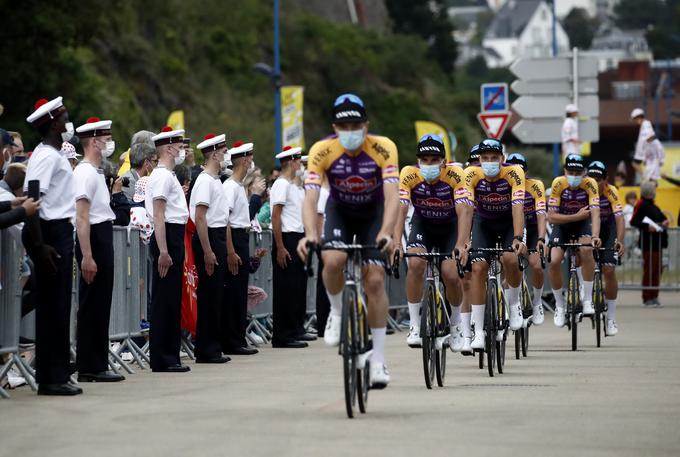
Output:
top-left (124, 337), bottom-right (149, 368)
top-left (0, 361), bottom-right (13, 398)
top-left (109, 347), bottom-right (135, 374)
top-left (12, 354), bottom-right (37, 391)
top-left (180, 336), bottom-right (195, 360)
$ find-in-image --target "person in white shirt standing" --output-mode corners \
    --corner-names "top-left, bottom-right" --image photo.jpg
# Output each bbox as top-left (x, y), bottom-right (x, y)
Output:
top-left (73, 117), bottom-right (124, 383)
top-left (221, 141), bottom-right (259, 355)
top-left (631, 108), bottom-right (665, 183)
top-left (561, 104), bottom-right (580, 161)
top-left (23, 96), bottom-right (80, 395)
top-left (146, 126), bottom-right (191, 373)
top-left (191, 133), bottom-right (231, 364)
top-left (271, 146), bottom-right (313, 348)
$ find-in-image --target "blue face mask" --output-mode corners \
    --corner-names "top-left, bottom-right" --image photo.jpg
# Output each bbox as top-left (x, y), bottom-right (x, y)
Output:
top-left (419, 163), bottom-right (441, 181)
top-left (481, 161), bottom-right (500, 177)
top-left (567, 175), bottom-right (583, 187)
top-left (338, 129), bottom-right (365, 151)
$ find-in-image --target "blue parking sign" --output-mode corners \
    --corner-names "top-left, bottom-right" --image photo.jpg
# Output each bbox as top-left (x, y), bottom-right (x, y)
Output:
top-left (481, 83), bottom-right (509, 112)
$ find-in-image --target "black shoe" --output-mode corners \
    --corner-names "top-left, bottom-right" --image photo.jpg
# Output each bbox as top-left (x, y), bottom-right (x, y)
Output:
top-left (152, 364), bottom-right (192, 373)
top-left (196, 356), bottom-right (231, 364)
top-left (224, 346), bottom-right (259, 355)
top-left (294, 333), bottom-right (318, 342)
top-left (78, 371), bottom-right (126, 382)
top-left (386, 327), bottom-right (395, 335)
top-left (272, 339), bottom-right (309, 348)
top-left (38, 383), bottom-right (83, 396)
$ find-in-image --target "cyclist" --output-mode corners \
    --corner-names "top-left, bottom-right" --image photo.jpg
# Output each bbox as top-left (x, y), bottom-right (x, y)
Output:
top-left (587, 161), bottom-right (624, 336)
top-left (394, 134), bottom-right (466, 350)
top-left (547, 154), bottom-right (601, 327)
top-left (455, 138), bottom-right (527, 351)
top-left (506, 153), bottom-right (546, 325)
top-left (467, 143), bottom-right (481, 167)
top-left (297, 93), bottom-right (399, 388)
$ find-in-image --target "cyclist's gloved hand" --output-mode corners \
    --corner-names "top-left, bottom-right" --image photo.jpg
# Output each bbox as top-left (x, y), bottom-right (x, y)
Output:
top-left (512, 238), bottom-right (527, 256)
top-left (376, 232), bottom-right (393, 253)
top-left (536, 238), bottom-right (546, 256)
top-left (615, 240), bottom-right (625, 257)
top-left (454, 243), bottom-right (469, 268)
top-left (297, 235), bottom-right (318, 261)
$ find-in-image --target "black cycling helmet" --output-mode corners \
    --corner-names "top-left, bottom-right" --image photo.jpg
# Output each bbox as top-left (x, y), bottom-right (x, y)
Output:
top-left (416, 133), bottom-right (445, 158)
top-left (587, 160), bottom-right (607, 178)
top-left (506, 152), bottom-right (527, 171)
top-left (468, 143), bottom-right (481, 163)
top-left (332, 93), bottom-right (367, 123)
top-left (564, 153), bottom-right (585, 171)
top-left (477, 138), bottom-right (503, 155)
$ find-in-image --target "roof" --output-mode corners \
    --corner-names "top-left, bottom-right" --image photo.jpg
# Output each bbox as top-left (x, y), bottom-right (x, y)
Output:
top-left (485, 0), bottom-right (542, 39)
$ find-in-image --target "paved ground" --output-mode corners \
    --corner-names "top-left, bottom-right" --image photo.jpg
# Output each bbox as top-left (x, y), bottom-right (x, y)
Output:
top-left (2, 290), bottom-right (679, 457)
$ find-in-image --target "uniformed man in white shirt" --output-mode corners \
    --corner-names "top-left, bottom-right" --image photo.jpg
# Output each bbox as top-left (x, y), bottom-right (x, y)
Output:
top-left (146, 126), bottom-right (191, 372)
top-left (221, 140), bottom-right (258, 355)
top-left (23, 96), bottom-right (80, 395)
top-left (561, 103), bottom-right (580, 161)
top-left (191, 133), bottom-right (231, 363)
top-left (73, 117), bottom-right (124, 383)
top-left (271, 146), bottom-right (312, 348)
top-left (631, 108), bottom-right (665, 183)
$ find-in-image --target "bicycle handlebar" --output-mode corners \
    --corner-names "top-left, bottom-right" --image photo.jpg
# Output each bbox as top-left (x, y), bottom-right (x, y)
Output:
top-left (305, 239), bottom-right (392, 278)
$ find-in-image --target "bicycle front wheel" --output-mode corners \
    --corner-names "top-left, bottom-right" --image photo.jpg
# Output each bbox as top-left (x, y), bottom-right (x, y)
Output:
top-left (568, 270), bottom-right (579, 351)
top-left (421, 282), bottom-right (436, 389)
top-left (356, 296), bottom-right (370, 414)
top-left (435, 296), bottom-right (447, 387)
top-left (486, 280), bottom-right (498, 377)
top-left (593, 272), bottom-right (604, 348)
top-left (341, 287), bottom-right (359, 418)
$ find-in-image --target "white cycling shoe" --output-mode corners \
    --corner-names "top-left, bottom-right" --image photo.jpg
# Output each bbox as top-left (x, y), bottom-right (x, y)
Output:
top-left (471, 331), bottom-right (485, 350)
top-left (461, 337), bottom-right (473, 354)
top-left (582, 300), bottom-right (595, 316)
top-left (554, 307), bottom-right (566, 328)
top-left (369, 363), bottom-right (390, 389)
top-left (449, 325), bottom-right (464, 352)
top-left (606, 320), bottom-right (618, 336)
top-left (406, 326), bottom-right (422, 348)
top-left (532, 303), bottom-right (544, 325)
top-left (324, 314), bottom-right (341, 347)
top-left (509, 304), bottom-right (523, 331)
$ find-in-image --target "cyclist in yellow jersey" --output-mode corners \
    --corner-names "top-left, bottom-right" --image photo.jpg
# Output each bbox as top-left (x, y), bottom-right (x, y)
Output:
top-left (394, 134), bottom-right (466, 351)
top-left (297, 94), bottom-right (399, 388)
top-left (506, 153), bottom-right (547, 325)
top-left (548, 154), bottom-right (601, 328)
top-left (587, 161), bottom-right (624, 336)
top-left (455, 139), bottom-right (527, 350)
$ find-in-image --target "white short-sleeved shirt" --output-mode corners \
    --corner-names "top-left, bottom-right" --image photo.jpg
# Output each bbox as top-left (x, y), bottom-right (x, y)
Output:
top-left (222, 178), bottom-right (249, 229)
top-left (72, 162), bottom-right (115, 224)
top-left (634, 120), bottom-right (665, 180)
top-left (145, 166), bottom-right (189, 224)
top-left (270, 177), bottom-right (304, 233)
top-left (24, 143), bottom-right (75, 220)
top-left (190, 172), bottom-right (229, 228)
top-left (561, 117), bottom-right (579, 159)
top-left (0, 187), bottom-right (13, 202)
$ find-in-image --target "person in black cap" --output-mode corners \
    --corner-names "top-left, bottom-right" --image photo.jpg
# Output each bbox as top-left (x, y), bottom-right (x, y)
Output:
top-left (466, 143), bottom-right (481, 168)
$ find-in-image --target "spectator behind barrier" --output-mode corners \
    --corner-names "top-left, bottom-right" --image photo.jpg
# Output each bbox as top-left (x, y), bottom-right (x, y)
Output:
top-left (0, 163), bottom-right (27, 201)
top-left (122, 132), bottom-right (157, 201)
top-left (0, 134), bottom-right (39, 228)
top-left (9, 131), bottom-right (26, 163)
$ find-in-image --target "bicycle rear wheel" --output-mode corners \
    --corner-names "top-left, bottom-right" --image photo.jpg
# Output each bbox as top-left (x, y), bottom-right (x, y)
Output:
top-left (521, 280), bottom-right (531, 357)
top-left (496, 298), bottom-right (506, 374)
top-left (568, 270), bottom-right (579, 351)
top-left (341, 287), bottom-right (359, 418)
top-left (421, 282), bottom-right (436, 389)
top-left (521, 325), bottom-right (529, 357)
top-left (514, 330), bottom-right (521, 360)
top-left (486, 280), bottom-right (498, 377)
top-left (435, 296), bottom-right (447, 387)
top-left (593, 272), bottom-right (604, 348)
top-left (356, 296), bottom-right (370, 414)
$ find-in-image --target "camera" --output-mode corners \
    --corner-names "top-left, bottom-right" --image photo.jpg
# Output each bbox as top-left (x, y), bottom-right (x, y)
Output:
top-left (122, 177), bottom-right (130, 187)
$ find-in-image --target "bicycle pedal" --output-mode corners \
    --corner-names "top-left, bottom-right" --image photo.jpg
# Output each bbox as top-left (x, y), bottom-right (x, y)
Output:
top-left (357, 350), bottom-right (372, 370)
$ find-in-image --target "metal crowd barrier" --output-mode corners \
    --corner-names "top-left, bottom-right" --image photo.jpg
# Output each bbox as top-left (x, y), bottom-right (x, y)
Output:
top-left (247, 230), bottom-right (274, 343)
top-left (618, 227), bottom-right (680, 291)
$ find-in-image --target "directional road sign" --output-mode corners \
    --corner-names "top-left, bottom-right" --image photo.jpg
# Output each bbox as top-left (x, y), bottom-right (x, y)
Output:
top-left (480, 83), bottom-right (509, 112)
top-left (512, 94), bottom-right (599, 118)
top-left (509, 57), bottom-right (598, 81)
top-left (510, 78), bottom-right (598, 96)
top-left (477, 111), bottom-right (512, 139)
top-left (513, 118), bottom-right (599, 143)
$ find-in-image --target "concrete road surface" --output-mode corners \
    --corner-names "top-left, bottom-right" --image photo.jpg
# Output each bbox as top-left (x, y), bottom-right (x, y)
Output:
top-left (2, 291), bottom-right (679, 457)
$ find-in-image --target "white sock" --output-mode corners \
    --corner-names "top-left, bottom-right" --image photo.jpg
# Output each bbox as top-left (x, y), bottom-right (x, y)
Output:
top-left (461, 312), bottom-right (472, 338)
top-left (407, 301), bottom-right (421, 328)
top-left (472, 304), bottom-right (485, 334)
top-left (607, 299), bottom-right (617, 320)
top-left (506, 286), bottom-right (520, 310)
top-left (552, 288), bottom-right (565, 309)
top-left (576, 267), bottom-right (584, 284)
top-left (370, 327), bottom-right (386, 365)
top-left (327, 290), bottom-right (343, 317)
top-left (451, 305), bottom-right (462, 325)
top-left (533, 287), bottom-right (543, 307)
top-left (583, 281), bottom-right (593, 303)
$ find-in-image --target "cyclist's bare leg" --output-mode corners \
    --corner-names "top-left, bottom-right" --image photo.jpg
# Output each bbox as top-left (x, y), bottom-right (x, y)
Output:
top-left (529, 252), bottom-right (545, 323)
top-left (460, 272), bottom-right (473, 341)
top-left (578, 235), bottom-right (595, 308)
top-left (470, 260), bottom-right (488, 342)
top-left (364, 264), bottom-right (389, 365)
top-left (321, 250), bottom-right (348, 316)
top-left (549, 247), bottom-right (566, 312)
top-left (441, 259), bottom-right (462, 307)
top-left (603, 264), bottom-right (618, 321)
top-left (405, 247), bottom-right (427, 329)
top-left (502, 252), bottom-right (524, 329)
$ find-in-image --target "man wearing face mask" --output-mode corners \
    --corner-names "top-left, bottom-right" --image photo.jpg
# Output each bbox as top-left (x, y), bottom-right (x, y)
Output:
top-left (297, 93), bottom-right (399, 388)
top-left (394, 134), bottom-right (467, 352)
top-left (0, 128), bottom-right (18, 179)
top-left (191, 133), bottom-right (231, 363)
top-left (271, 146), bottom-right (312, 348)
top-left (145, 126), bottom-right (191, 372)
top-left (72, 117), bottom-right (125, 383)
top-left (455, 138), bottom-right (527, 351)
top-left (23, 97), bottom-right (79, 395)
top-left (548, 154), bottom-right (601, 327)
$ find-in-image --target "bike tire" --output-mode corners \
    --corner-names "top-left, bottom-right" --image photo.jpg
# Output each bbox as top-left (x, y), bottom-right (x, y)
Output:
top-left (435, 296), bottom-right (447, 387)
top-left (568, 270), bottom-right (579, 351)
top-left (497, 297), bottom-right (506, 374)
top-left (593, 272), bottom-right (603, 348)
top-left (421, 283), bottom-right (436, 389)
top-left (486, 280), bottom-right (497, 377)
top-left (514, 330), bottom-right (521, 360)
top-left (341, 287), bottom-right (358, 418)
top-left (478, 348), bottom-right (484, 369)
top-left (521, 325), bottom-right (529, 358)
top-left (356, 296), bottom-right (370, 414)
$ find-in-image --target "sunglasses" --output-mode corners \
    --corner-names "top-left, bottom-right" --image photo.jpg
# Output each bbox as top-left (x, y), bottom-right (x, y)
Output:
top-left (419, 133), bottom-right (444, 145)
top-left (334, 93), bottom-right (365, 108)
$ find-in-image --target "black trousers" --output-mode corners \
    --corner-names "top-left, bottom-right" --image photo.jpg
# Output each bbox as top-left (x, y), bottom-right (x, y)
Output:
top-left (22, 219), bottom-right (74, 385)
top-left (222, 228), bottom-right (249, 351)
top-left (192, 227), bottom-right (227, 360)
top-left (315, 257), bottom-right (331, 337)
top-left (272, 232), bottom-right (307, 342)
top-left (75, 221), bottom-right (114, 373)
top-left (150, 223), bottom-right (185, 370)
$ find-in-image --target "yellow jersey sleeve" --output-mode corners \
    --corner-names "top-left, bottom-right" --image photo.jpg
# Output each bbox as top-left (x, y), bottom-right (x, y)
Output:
top-left (459, 166), bottom-right (481, 205)
top-left (443, 165), bottom-right (468, 202)
top-left (304, 139), bottom-right (333, 190)
top-left (366, 135), bottom-right (400, 183)
top-left (399, 165), bottom-right (421, 205)
top-left (583, 177), bottom-right (600, 207)
top-left (605, 184), bottom-right (623, 216)
top-left (548, 176), bottom-right (567, 211)
top-left (501, 164), bottom-right (525, 204)
top-left (527, 178), bottom-right (546, 213)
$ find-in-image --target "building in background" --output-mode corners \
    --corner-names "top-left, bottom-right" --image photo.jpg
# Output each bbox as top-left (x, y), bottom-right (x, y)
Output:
top-left (584, 24), bottom-right (653, 72)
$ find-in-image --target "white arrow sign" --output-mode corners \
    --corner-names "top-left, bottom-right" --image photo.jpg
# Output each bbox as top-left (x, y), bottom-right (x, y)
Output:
top-left (510, 56), bottom-right (598, 81)
top-left (512, 95), bottom-right (599, 118)
top-left (511, 78), bottom-right (598, 96)
top-left (512, 118), bottom-right (599, 143)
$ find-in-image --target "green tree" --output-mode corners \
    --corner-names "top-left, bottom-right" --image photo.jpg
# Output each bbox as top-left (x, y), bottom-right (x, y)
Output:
top-left (614, 0), bottom-right (666, 29)
top-left (563, 8), bottom-right (598, 50)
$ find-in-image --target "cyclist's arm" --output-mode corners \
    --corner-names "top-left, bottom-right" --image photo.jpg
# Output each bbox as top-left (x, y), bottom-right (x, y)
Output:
top-left (512, 203), bottom-right (525, 240)
top-left (302, 188), bottom-right (320, 239)
top-left (585, 178), bottom-right (600, 238)
top-left (509, 165), bottom-right (526, 239)
top-left (380, 181), bottom-right (400, 238)
top-left (394, 204), bottom-right (409, 249)
top-left (537, 211), bottom-right (547, 241)
top-left (591, 206), bottom-right (601, 238)
top-left (455, 203), bottom-right (473, 247)
top-left (615, 214), bottom-right (625, 242)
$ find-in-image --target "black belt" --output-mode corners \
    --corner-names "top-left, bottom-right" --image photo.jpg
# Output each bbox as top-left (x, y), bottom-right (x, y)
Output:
top-left (40, 218), bottom-right (71, 226)
top-left (231, 227), bottom-right (248, 233)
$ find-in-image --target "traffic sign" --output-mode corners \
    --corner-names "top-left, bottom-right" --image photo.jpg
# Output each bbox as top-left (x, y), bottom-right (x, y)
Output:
top-left (512, 118), bottom-right (599, 143)
top-left (510, 78), bottom-right (598, 96)
top-left (510, 56), bottom-right (598, 81)
top-left (477, 111), bottom-right (512, 139)
top-left (512, 94), bottom-right (599, 118)
top-left (480, 83), bottom-right (509, 112)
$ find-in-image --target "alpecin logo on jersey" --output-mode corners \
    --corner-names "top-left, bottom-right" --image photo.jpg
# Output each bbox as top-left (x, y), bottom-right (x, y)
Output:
top-left (335, 175), bottom-right (378, 193)
top-left (454, 188), bottom-right (468, 197)
top-left (384, 164), bottom-right (398, 175)
top-left (481, 193), bottom-right (509, 204)
top-left (512, 190), bottom-right (525, 198)
top-left (414, 197), bottom-right (453, 209)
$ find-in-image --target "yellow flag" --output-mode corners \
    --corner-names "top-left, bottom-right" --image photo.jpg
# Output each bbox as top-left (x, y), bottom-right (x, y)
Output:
top-left (280, 86), bottom-right (305, 149)
top-left (415, 121), bottom-right (451, 162)
top-left (580, 141), bottom-right (591, 156)
top-left (166, 110), bottom-right (185, 131)
top-left (117, 148), bottom-right (131, 176)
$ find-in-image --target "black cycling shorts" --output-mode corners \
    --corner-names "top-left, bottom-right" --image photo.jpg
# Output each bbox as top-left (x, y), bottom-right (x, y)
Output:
top-left (471, 215), bottom-right (514, 264)
top-left (599, 221), bottom-right (618, 266)
top-left (323, 199), bottom-right (385, 264)
top-left (525, 224), bottom-right (539, 250)
top-left (407, 216), bottom-right (457, 255)
top-left (550, 219), bottom-right (591, 246)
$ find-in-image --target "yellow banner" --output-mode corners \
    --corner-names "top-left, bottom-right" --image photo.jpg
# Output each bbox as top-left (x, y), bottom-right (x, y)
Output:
top-left (167, 110), bottom-right (185, 131)
top-left (281, 86), bottom-right (304, 149)
top-left (415, 121), bottom-right (451, 162)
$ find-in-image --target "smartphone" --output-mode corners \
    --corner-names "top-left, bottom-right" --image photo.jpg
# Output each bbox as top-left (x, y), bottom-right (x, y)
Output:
top-left (28, 179), bottom-right (40, 201)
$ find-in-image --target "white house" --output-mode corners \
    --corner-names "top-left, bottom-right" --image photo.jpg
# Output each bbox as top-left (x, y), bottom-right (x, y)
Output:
top-left (482, 0), bottom-right (570, 68)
